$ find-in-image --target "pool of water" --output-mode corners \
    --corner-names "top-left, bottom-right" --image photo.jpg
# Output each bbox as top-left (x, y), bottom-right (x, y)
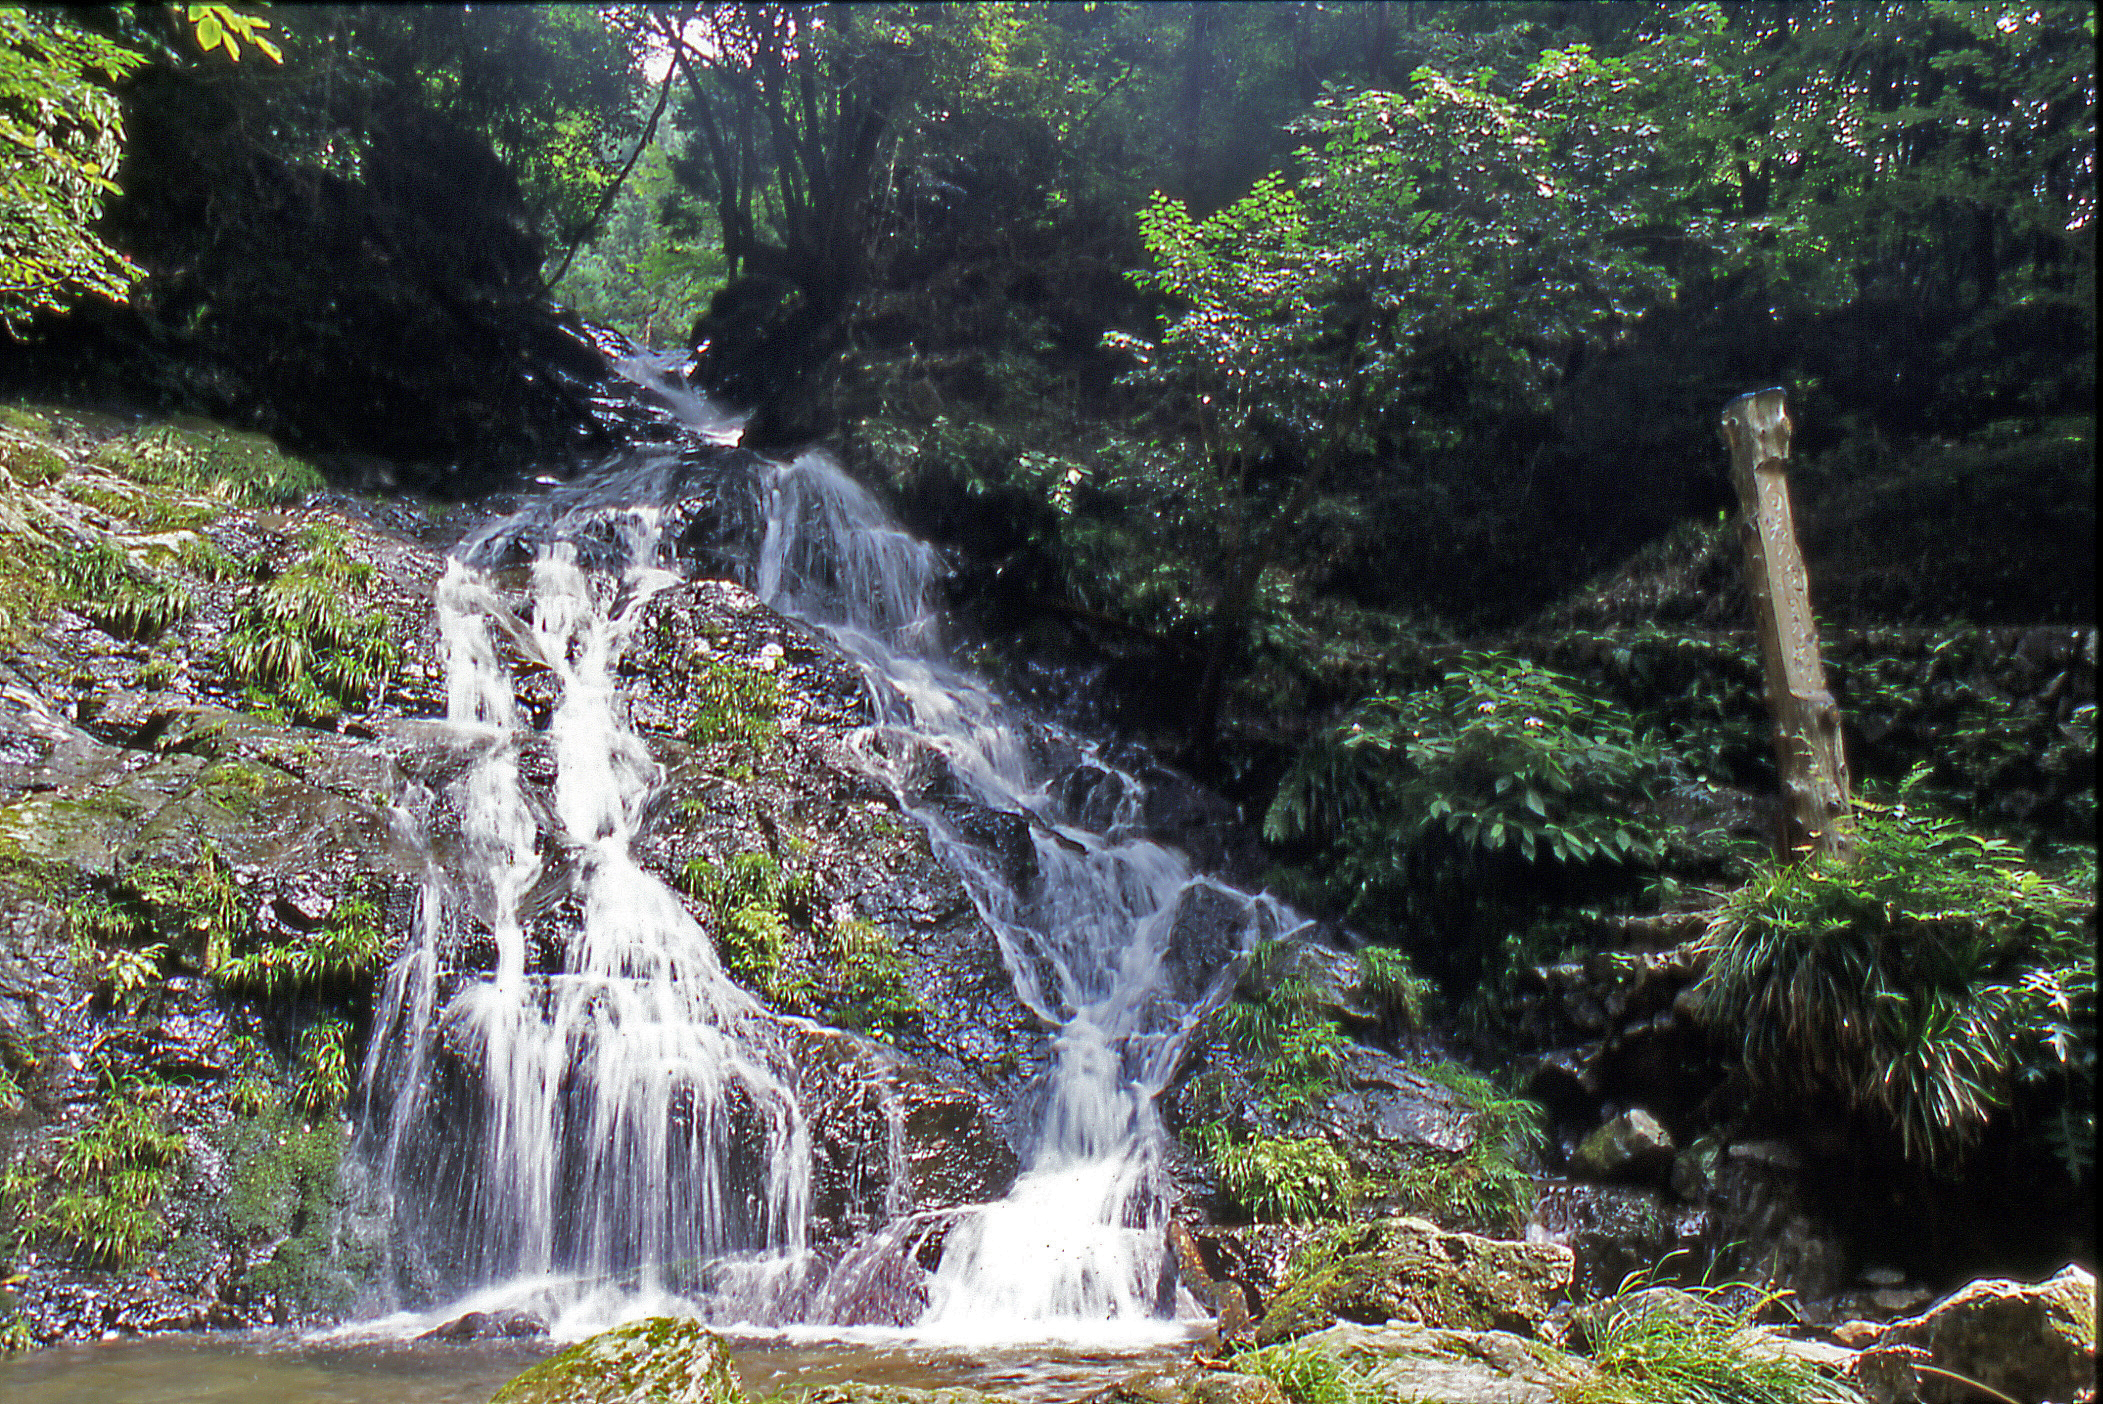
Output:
top-left (0, 1328), bottom-right (1204, 1403)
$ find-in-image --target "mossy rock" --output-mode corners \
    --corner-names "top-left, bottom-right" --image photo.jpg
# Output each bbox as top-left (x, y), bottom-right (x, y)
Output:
top-left (1254, 1216), bottom-right (1572, 1346)
top-left (773, 1386), bottom-right (1020, 1404)
top-left (489, 1317), bottom-right (744, 1404)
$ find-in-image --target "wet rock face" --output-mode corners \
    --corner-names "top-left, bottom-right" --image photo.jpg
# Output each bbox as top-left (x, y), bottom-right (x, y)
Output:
top-left (1527, 1181), bottom-right (1710, 1304)
top-left (0, 416), bottom-right (1065, 1342)
top-left (1252, 1216), bottom-right (1573, 1345)
top-left (489, 1316), bottom-right (745, 1404)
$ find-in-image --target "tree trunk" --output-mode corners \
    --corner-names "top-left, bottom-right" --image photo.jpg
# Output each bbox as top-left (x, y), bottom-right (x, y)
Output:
top-left (1719, 387), bottom-right (1855, 861)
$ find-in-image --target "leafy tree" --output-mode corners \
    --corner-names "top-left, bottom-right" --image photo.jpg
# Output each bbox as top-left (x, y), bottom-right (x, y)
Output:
top-left (1266, 653), bottom-right (1669, 986)
top-left (1113, 48), bottom-right (1680, 742)
top-left (0, 7), bottom-right (145, 334)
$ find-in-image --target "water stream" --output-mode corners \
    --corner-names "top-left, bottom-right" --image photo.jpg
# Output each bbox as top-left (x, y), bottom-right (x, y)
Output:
top-left (342, 357), bottom-right (1299, 1344)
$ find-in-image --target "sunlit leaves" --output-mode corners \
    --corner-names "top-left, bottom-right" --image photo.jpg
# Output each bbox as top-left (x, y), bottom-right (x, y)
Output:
top-left (185, 6), bottom-right (284, 65)
top-left (0, 8), bottom-right (144, 333)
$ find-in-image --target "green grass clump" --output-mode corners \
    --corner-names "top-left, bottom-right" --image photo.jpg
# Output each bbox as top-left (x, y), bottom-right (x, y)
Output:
top-left (1694, 769), bottom-right (2094, 1170)
top-left (1226, 1339), bottom-right (1380, 1404)
top-left (824, 914), bottom-right (921, 1037)
top-left (56, 538), bottom-right (195, 639)
top-left (1215, 993), bottom-right (1353, 1117)
top-left (1393, 1062), bottom-right (1546, 1233)
top-left (680, 853), bottom-right (921, 1034)
top-left (684, 652), bottom-right (784, 748)
top-left (1357, 944), bottom-right (1435, 1030)
top-left (91, 424), bottom-right (323, 507)
top-left (1556, 1286), bottom-right (1863, 1404)
top-left (1195, 1122), bottom-right (1356, 1224)
top-left (0, 1078), bottom-right (186, 1268)
top-left (681, 852), bottom-right (810, 991)
top-left (215, 895), bottom-right (386, 1001)
top-left (224, 523), bottom-right (399, 723)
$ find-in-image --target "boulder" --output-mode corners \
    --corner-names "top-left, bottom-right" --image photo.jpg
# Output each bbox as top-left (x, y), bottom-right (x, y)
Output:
top-left (1861, 1263), bottom-right (2096, 1404)
top-left (1168, 1220), bottom-right (1253, 1342)
top-left (1280, 1321), bottom-right (1571, 1404)
top-left (1086, 1367), bottom-right (1285, 1404)
top-left (1569, 1108), bottom-right (1676, 1185)
top-left (1253, 1216), bottom-right (1573, 1345)
top-left (416, 1307), bottom-right (548, 1341)
top-left (1194, 1224), bottom-right (1324, 1321)
top-left (488, 1317), bottom-right (745, 1404)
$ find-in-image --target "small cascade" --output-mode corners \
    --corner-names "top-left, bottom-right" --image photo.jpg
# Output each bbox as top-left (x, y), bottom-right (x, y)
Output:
top-left (754, 453), bottom-right (1297, 1338)
top-left (359, 483), bottom-right (814, 1328)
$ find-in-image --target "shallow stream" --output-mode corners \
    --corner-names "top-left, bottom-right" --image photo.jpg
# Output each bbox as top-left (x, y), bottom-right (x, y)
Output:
top-left (0, 1329), bottom-right (1200, 1403)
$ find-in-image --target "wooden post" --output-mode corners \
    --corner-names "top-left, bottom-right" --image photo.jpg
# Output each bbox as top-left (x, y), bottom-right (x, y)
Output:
top-left (1719, 387), bottom-right (1854, 862)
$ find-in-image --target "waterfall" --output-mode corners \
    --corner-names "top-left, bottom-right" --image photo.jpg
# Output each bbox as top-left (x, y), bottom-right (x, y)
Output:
top-left (754, 453), bottom-right (1295, 1339)
top-left (354, 362), bottom-right (1297, 1341)
top-left (358, 477), bottom-right (814, 1330)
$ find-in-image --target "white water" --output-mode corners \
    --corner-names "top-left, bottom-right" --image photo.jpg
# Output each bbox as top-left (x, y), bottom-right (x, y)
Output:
top-left (356, 370), bottom-right (1297, 1342)
top-left (360, 492), bottom-right (814, 1333)
top-left (755, 453), bottom-right (1296, 1341)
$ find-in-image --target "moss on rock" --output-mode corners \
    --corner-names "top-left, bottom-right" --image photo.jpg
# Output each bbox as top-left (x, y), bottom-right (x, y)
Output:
top-left (490, 1317), bottom-right (746, 1404)
top-left (1254, 1215), bottom-right (1572, 1346)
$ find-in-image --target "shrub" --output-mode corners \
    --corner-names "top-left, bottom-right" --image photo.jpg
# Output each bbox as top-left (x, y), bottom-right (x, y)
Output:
top-left (1693, 771), bottom-right (2094, 1169)
top-left (1267, 653), bottom-right (1670, 985)
top-left (1555, 1284), bottom-right (1863, 1404)
top-left (1393, 1061), bottom-right (1546, 1233)
top-left (1195, 1122), bottom-right (1356, 1224)
top-left (824, 915), bottom-right (920, 1037)
top-left (681, 852), bottom-right (814, 993)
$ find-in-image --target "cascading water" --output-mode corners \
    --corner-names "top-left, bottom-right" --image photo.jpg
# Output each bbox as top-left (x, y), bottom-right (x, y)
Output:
top-left (358, 474), bottom-right (815, 1330)
top-left (355, 357), bottom-right (1299, 1340)
top-left (755, 455), bottom-right (1296, 1338)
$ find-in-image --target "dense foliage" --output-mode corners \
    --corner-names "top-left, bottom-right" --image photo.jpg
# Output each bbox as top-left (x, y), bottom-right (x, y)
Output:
top-left (0, 8), bottom-right (143, 332)
top-left (1695, 772), bottom-right (2094, 1173)
top-left (1266, 654), bottom-right (1670, 987)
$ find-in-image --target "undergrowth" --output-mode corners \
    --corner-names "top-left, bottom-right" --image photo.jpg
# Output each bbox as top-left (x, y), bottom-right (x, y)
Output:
top-left (1555, 1284), bottom-right (1864, 1404)
top-left (0, 1075), bottom-right (186, 1268)
top-left (224, 523), bottom-right (399, 723)
top-left (1693, 767), bottom-right (2094, 1172)
top-left (1266, 653), bottom-right (1671, 988)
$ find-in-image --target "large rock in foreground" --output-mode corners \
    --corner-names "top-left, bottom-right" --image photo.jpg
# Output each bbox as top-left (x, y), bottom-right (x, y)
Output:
top-left (489, 1317), bottom-right (744, 1404)
top-left (1253, 1216), bottom-right (1572, 1346)
top-left (1282, 1321), bottom-right (1568, 1404)
top-left (1860, 1262), bottom-right (2096, 1404)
